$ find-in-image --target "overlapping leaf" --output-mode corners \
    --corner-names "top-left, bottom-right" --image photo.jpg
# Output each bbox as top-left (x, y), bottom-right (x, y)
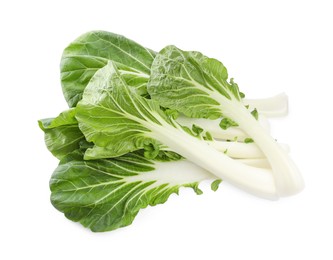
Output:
top-left (61, 31), bottom-right (155, 107)
top-left (50, 150), bottom-right (211, 232)
top-left (76, 61), bottom-right (177, 160)
top-left (39, 31), bottom-right (303, 232)
top-left (147, 45), bottom-right (242, 119)
top-left (38, 109), bottom-right (84, 159)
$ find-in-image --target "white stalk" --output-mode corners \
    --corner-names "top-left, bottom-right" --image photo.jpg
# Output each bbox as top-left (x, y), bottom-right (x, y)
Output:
top-left (145, 160), bottom-right (215, 184)
top-left (150, 123), bottom-right (278, 200)
top-left (176, 115), bottom-right (270, 141)
top-left (222, 99), bottom-right (304, 196)
top-left (258, 115), bottom-right (271, 132)
top-left (243, 93), bottom-right (288, 117)
top-left (236, 158), bottom-right (270, 169)
top-left (176, 116), bottom-right (246, 140)
top-left (161, 140), bottom-right (289, 159)
top-left (207, 140), bottom-right (264, 159)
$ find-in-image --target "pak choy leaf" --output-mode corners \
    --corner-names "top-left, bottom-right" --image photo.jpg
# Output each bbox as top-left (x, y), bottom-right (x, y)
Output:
top-left (38, 108), bottom-right (85, 159)
top-left (38, 106), bottom-right (184, 163)
top-left (76, 61), bottom-right (278, 199)
top-left (50, 150), bottom-right (213, 232)
top-left (76, 61), bottom-right (171, 159)
top-left (147, 45), bottom-right (304, 196)
top-left (61, 31), bottom-right (155, 107)
top-left (147, 45), bottom-right (241, 120)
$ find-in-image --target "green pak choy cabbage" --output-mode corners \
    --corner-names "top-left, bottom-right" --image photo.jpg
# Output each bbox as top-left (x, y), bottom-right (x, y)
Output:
top-left (39, 30), bottom-right (304, 232)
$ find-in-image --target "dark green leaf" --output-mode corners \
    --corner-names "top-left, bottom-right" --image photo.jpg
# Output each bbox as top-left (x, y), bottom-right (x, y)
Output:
top-left (50, 150), bottom-right (211, 232)
top-left (76, 61), bottom-right (172, 160)
top-left (147, 45), bottom-right (242, 119)
top-left (38, 109), bottom-right (84, 159)
top-left (61, 31), bottom-right (156, 107)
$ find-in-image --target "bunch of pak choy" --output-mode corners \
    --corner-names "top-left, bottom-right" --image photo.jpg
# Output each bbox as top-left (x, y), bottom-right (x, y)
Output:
top-left (39, 31), bottom-right (304, 232)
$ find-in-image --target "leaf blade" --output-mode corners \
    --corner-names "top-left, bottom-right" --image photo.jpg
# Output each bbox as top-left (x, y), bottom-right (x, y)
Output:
top-left (61, 31), bottom-right (155, 107)
top-left (147, 45), bottom-right (242, 119)
top-left (76, 61), bottom-right (170, 159)
top-left (50, 151), bottom-right (212, 232)
top-left (38, 108), bottom-right (84, 159)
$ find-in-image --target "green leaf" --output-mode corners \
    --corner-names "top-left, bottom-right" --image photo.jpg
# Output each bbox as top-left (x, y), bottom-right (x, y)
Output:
top-left (143, 143), bottom-right (160, 159)
top-left (244, 138), bottom-right (254, 144)
top-left (50, 150), bottom-right (211, 232)
top-left (251, 108), bottom-right (259, 120)
top-left (76, 62), bottom-right (275, 201)
top-left (76, 61), bottom-right (173, 160)
top-left (204, 131), bottom-right (213, 141)
top-left (163, 108), bottom-right (179, 120)
top-left (219, 118), bottom-right (239, 130)
top-left (211, 179), bottom-right (222, 191)
top-left (147, 45), bottom-right (242, 119)
top-left (192, 124), bottom-right (204, 136)
top-left (154, 150), bottom-right (183, 162)
top-left (38, 109), bottom-right (84, 159)
top-left (61, 31), bottom-right (156, 107)
top-left (146, 45), bottom-right (304, 197)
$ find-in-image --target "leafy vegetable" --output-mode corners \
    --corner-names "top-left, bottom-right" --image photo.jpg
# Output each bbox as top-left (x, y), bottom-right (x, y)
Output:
top-left (147, 45), bottom-right (304, 196)
top-left (39, 30), bottom-right (304, 232)
top-left (61, 31), bottom-right (155, 107)
top-left (51, 150), bottom-right (213, 232)
top-left (76, 61), bottom-right (278, 199)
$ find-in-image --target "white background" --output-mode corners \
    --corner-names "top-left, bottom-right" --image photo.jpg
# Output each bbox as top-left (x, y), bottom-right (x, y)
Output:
top-left (1, 0), bottom-right (332, 259)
